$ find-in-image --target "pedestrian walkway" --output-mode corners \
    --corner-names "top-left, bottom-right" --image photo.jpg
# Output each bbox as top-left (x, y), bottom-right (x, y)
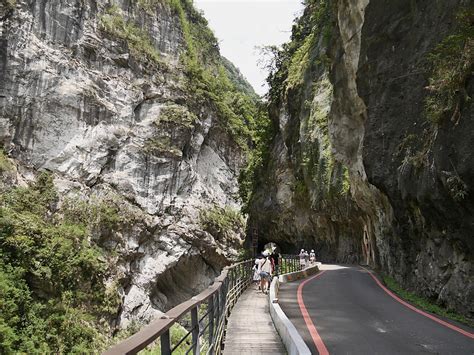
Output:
top-left (223, 287), bottom-right (286, 355)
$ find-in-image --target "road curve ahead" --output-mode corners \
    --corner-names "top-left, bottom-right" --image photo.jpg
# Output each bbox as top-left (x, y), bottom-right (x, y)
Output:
top-left (278, 265), bottom-right (474, 355)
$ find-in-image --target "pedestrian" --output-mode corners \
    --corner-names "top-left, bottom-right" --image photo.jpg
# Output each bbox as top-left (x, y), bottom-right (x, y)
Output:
top-left (253, 255), bottom-right (262, 290)
top-left (257, 251), bottom-right (273, 294)
top-left (270, 248), bottom-right (280, 276)
top-left (310, 249), bottom-right (316, 265)
top-left (299, 249), bottom-right (306, 270)
top-left (304, 250), bottom-right (309, 265)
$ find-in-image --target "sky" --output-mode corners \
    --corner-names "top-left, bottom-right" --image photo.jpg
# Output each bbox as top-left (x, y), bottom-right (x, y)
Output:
top-left (194, 0), bottom-right (304, 96)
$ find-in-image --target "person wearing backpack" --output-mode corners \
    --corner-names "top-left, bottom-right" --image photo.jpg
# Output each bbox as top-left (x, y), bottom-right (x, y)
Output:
top-left (257, 251), bottom-right (272, 294)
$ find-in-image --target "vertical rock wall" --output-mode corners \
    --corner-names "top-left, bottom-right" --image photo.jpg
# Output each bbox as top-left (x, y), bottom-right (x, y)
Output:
top-left (249, 0), bottom-right (473, 318)
top-left (0, 0), bottom-right (251, 327)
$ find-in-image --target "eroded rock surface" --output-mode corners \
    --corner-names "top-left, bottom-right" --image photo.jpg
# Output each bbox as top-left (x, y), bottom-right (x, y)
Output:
top-left (249, 0), bottom-right (473, 318)
top-left (0, 0), bottom-right (249, 328)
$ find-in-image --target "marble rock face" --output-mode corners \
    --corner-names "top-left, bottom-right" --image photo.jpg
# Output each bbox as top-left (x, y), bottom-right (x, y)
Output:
top-left (0, 0), bottom-right (246, 326)
top-left (248, 0), bottom-right (473, 318)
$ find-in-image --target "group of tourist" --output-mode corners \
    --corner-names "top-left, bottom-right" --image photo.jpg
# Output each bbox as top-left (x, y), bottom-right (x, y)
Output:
top-left (252, 249), bottom-right (279, 294)
top-left (252, 248), bottom-right (318, 294)
top-left (299, 248), bottom-right (316, 269)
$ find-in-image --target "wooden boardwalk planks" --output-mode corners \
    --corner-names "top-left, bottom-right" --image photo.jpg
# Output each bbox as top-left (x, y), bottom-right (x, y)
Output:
top-left (223, 288), bottom-right (286, 355)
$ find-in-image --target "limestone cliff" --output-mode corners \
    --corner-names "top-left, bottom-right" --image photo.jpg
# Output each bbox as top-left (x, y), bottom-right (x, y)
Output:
top-left (248, 0), bottom-right (473, 318)
top-left (0, 0), bottom-right (256, 344)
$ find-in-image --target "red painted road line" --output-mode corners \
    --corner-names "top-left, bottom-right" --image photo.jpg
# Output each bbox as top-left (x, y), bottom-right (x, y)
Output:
top-left (361, 266), bottom-right (474, 339)
top-left (297, 271), bottom-right (330, 355)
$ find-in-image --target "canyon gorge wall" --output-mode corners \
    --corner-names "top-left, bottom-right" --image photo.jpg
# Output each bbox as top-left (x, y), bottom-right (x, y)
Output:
top-left (248, 0), bottom-right (473, 318)
top-left (0, 0), bottom-right (257, 348)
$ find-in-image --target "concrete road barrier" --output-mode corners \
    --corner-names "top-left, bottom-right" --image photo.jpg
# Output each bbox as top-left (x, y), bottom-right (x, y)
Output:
top-left (279, 263), bottom-right (320, 283)
top-left (268, 266), bottom-right (320, 355)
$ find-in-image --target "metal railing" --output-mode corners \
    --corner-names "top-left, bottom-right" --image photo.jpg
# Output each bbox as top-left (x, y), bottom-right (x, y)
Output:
top-left (280, 254), bottom-right (300, 274)
top-left (105, 256), bottom-right (299, 355)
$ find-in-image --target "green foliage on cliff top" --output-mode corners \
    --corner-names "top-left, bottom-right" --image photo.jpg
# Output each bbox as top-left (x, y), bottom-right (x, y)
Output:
top-left (0, 173), bottom-right (120, 353)
top-left (220, 57), bottom-right (259, 100)
top-left (383, 275), bottom-right (473, 327)
top-left (265, 0), bottom-right (332, 102)
top-left (425, 7), bottom-right (473, 124)
top-left (100, 4), bottom-right (161, 64)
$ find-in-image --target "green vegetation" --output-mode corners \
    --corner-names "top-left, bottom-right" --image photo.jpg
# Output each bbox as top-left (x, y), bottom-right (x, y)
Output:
top-left (242, 0), bottom-right (347, 211)
top-left (199, 206), bottom-right (245, 240)
top-left (425, 7), bottom-right (473, 124)
top-left (143, 136), bottom-right (183, 158)
top-left (446, 173), bottom-right (468, 202)
top-left (0, 150), bottom-right (13, 173)
top-left (237, 104), bottom-right (274, 210)
top-left (220, 57), bottom-right (259, 100)
top-left (100, 5), bottom-right (161, 64)
top-left (298, 76), bottom-right (350, 208)
top-left (5, 0), bottom-right (16, 10)
top-left (280, 258), bottom-right (299, 274)
top-left (237, 248), bottom-right (253, 261)
top-left (141, 324), bottom-right (190, 354)
top-left (383, 275), bottom-right (473, 327)
top-left (137, 0), bottom-right (164, 14)
top-left (61, 195), bottom-right (123, 233)
top-left (286, 33), bottom-right (315, 90)
top-left (265, 0), bottom-right (333, 102)
top-left (169, 0), bottom-right (258, 148)
top-left (0, 173), bottom-right (120, 353)
top-left (157, 104), bottom-right (198, 128)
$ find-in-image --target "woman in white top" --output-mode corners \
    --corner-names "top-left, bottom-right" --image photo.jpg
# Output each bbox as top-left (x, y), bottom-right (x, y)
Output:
top-left (257, 252), bottom-right (273, 294)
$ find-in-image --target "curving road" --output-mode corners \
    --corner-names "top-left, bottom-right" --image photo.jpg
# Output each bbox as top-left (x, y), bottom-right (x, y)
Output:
top-left (278, 265), bottom-right (474, 355)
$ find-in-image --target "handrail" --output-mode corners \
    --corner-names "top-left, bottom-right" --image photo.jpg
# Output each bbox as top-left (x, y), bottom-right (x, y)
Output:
top-left (105, 256), bottom-right (300, 355)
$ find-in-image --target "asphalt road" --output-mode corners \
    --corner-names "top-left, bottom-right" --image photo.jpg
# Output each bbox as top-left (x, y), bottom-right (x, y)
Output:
top-left (278, 265), bottom-right (474, 355)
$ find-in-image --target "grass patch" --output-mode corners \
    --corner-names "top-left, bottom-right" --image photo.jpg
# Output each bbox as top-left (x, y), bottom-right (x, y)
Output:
top-left (383, 275), bottom-right (473, 327)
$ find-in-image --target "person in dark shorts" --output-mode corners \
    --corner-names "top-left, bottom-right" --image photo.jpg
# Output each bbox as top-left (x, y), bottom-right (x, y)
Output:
top-left (257, 251), bottom-right (272, 293)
